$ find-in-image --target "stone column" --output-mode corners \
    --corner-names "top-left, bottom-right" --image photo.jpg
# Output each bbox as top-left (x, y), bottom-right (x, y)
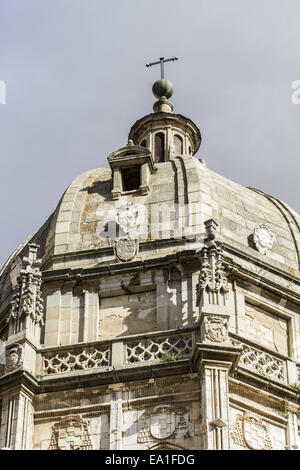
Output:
top-left (0, 386), bottom-right (34, 450)
top-left (112, 168), bottom-right (122, 200)
top-left (140, 162), bottom-right (150, 195)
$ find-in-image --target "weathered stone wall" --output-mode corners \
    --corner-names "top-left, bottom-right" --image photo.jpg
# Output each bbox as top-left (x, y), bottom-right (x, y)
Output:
top-left (244, 301), bottom-right (289, 356)
top-left (99, 290), bottom-right (156, 338)
top-left (32, 375), bottom-right (202, 450)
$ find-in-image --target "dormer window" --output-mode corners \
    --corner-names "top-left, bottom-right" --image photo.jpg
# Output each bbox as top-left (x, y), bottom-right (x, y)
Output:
top-left (174, 135), bottom-right (183, 155)
top-left (121, 166), bottom-right (141, 191)
top-left (108, 143), bottom-right (154, 200)
top-left (155, 133), bottom-right (165, 162)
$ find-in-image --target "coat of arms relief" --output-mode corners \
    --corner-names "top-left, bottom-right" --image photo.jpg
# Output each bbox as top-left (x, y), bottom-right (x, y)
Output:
top-left (114, 202), bottom-right (140, 262)
top-left (48, 415), bottom-right (93, 450)
top-left (230, 412), bottom-right (272, 450)
top-left (5, 343), bottom-right (24, 373)
top-left (253, 224), bottom-right (274, 255)
top-left (137, 405), bottom-right (193, 445)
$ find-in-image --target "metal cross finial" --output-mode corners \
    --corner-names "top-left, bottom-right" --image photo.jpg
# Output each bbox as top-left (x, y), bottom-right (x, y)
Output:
top-left (146, 56), bottom-right (178, 80)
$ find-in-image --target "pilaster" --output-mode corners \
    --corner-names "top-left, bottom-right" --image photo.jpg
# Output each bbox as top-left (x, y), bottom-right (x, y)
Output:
top-left (108, 384), bottom-right (125, 450)
top-left (0, 243), bottom-right (44, 450)
top-left (194, 219), bottom-right (242, 449)
top-left (0, 385), bottom-right (34, 450)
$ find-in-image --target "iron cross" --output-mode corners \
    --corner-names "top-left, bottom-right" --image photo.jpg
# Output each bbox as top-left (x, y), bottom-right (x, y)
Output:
top-left (146, 56), bottom-right (178, 80)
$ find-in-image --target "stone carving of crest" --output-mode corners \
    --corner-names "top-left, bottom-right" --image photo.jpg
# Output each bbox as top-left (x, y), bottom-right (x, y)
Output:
top-left (115, 237), bottom-right (138, 262)
top-left (48, 415), bottom-right (93, 450)
top-left (230, 412), bottom-right (272, 450)
top-left (150, 406), bottom-right (176, 440)
top-left (114, 202), bottom-right (140, 262)
top-left (137, 405), bottom-right (192, 444)
top-left (5, 343), bottom-right (24, 373)
top-left (204, 315), bottom-right (228, 343)
top-left (253, 224), bottom-right (274, 255)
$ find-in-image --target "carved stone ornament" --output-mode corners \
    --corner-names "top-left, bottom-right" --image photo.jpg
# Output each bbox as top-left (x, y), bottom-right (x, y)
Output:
top-left (230, 412), bottom-right (272, 450)
top-left (48, 415), bottom-right (93, 450)
top-left (117, 202), bottom-right (139, 235)
top-left (114, 202), bottom-right (140, 261)
top-left (115, 237), bottom-right (138, 262)
top-left (197, 220), bottom-right (230, 306)
top-left (5, 343), bottom-right (24, 373)
top-left (204, 315), bottom-right (228, 343)
top-left (151, 407), bottom-right (176, 440)
top-left (253, 224), bottom-right (274, 255)
top-left (7, 243), bottom-right (44, 332)
top-left (137, 405), bottom-right (192, 444)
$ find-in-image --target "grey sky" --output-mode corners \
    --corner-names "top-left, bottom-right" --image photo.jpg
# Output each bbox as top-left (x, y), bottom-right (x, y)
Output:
top-left (0, 0), bottom-right (299, 268)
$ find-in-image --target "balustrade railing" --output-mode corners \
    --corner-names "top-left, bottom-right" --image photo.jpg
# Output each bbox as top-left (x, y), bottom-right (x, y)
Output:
top-left (38, 329), bottom-right (291, 384)
top-left (125, 331), bottom-right (194, 365)
top-left (40, 329), bottom-right (195, 376)
top-left (42, 343), bottom-right (110, 375)
top-left (231, 336), bottom-right (287, 383)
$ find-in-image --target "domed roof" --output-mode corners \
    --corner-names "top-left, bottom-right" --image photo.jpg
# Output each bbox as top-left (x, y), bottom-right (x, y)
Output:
top-left (6, 158), bottom-right (300, 267)
top-left (0, 155), bottom-right (299, 315)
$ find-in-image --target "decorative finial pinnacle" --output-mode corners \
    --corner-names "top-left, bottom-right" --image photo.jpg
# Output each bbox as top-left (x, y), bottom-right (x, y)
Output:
top-left (146, 56), bottom-right (178, 113)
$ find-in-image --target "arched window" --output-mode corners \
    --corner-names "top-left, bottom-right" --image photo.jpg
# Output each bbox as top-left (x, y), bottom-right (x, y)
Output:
top-left (155, 133), bottom-right (165, 162)
top-left (174, 135), bottom-right (183, 155)
top-left (140, 139), bottom-right (147, 148)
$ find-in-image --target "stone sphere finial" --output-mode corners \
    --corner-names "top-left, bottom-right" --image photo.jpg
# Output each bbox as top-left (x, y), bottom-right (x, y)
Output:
top-left (152, 79), bottom-right (174, 100)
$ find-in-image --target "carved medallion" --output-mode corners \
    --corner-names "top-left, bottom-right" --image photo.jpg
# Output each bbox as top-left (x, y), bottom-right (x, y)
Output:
top-left (204, 315), bottom-right (228, 343)
top-left (230, 412), bottom-right (272, 450)
top-left (115, 237), bottom-right (138, 262)
top-left (253, 224), bottom-right (274, 255)
top-left (5, 343), bottom-right (23, 373)
top-left (48, 415), bottom-right (93, 450)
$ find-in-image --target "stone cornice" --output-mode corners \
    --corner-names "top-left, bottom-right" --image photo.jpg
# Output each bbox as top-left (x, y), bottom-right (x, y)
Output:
top-left (41, 244), bottom-right (300, 304)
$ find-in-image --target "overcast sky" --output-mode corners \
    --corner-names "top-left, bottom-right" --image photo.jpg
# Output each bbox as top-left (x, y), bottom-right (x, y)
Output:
top-left (0, 0), bottom-right (299, 268)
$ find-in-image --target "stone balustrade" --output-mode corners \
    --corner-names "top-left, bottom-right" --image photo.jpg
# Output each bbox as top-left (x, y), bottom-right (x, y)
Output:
top-left (35, 329), bottom-right (300, 385)
top-left (125, 331), bottom-right (194, 364)
top-left (231, 334), bottom-right (287, 383)
top-left (42, 342), bottom-right (111, 375)
top-left (38, 328), bottom-right (196, 377)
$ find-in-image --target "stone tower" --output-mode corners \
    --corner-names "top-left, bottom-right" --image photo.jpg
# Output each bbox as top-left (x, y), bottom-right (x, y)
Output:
top-left (0, 72), bottom-right (300, 450)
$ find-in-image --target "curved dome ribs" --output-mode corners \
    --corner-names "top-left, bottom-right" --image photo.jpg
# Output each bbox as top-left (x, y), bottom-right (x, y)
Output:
top-left (248, 187), bottom-right (300, 270)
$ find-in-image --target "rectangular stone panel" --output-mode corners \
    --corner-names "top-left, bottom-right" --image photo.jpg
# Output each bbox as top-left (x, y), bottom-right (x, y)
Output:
top-left (99, 290), bottom-right (156, 339)
top-left (244, 302), bottom-right (289, 356)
